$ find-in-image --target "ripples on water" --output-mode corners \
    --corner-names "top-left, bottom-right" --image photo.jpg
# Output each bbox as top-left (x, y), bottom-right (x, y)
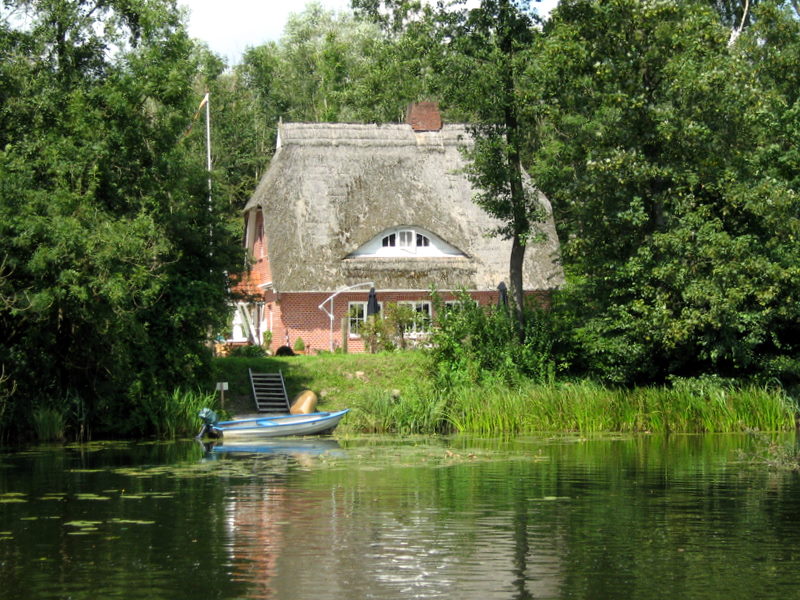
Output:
top-left (1, 435), bottom-right (800, 599)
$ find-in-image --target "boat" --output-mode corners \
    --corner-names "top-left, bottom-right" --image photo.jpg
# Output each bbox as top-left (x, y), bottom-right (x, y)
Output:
top-left (196, 408), bottom-right (349, 440)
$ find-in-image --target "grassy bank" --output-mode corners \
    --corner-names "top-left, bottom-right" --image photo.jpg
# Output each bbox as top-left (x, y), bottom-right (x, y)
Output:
top-left (211, 352), bottom-right (428, 416)
top-left (211, 353), bottom-right (797, 435)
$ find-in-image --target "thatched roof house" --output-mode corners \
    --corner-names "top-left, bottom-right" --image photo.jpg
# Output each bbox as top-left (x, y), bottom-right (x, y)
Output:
top-left (230, 104), bottom-right (563, 353)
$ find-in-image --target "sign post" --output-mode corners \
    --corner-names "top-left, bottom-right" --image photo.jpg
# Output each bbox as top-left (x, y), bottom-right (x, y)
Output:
top-left (215, 382), bottom-right (228, 409)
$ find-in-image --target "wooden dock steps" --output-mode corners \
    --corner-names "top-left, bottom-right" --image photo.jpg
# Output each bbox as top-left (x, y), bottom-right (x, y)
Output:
top-left (249, 369), bottom-right (291, 413)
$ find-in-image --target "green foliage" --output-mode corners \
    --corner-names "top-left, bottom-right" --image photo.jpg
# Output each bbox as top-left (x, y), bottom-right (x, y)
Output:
top-left (228, 345), bottom-right (268, 358)
top-left (239, 3), bottom-right (394, 124)
top-left (526, 0), bottom-right (800, 384)
top-left (345, 384), bottom-right (449, 435)
top-left (261, 330), bottom-right (273, 353)
top-left (134, 388), bottom-right (219, 439)
top-left (293, 337), bottom-right (306, 352)
top-left (433, 0), bottom-right (546, 317)
top-left (359, 314), bottom-right (396, 353)
top-left (0, 0), bottom-right (244, 440)
top-left (427, 291), bottom-right (556, 389)
top-left (31, 407), bottom-right (66, 442)
top-left (382, 303), bottom-right (426, 350)
top-left (190, 61), bottom-right (274, 210)
top-left (444, 378), bottom-right (795, 435)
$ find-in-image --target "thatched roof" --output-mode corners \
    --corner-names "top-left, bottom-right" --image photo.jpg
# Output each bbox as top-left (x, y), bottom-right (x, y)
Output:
top-left (244, 122), bottom-right (563, 293)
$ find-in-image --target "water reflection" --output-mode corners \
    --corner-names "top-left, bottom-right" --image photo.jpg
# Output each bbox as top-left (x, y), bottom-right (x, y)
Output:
top-left (3, 435), bottom-right (800, 600)
top-left (200, 438), bottom-right (343, 457)
top-left (208, 438), bottom-right (344, 599)
top-left (216, 438), bottom-right (567, 600)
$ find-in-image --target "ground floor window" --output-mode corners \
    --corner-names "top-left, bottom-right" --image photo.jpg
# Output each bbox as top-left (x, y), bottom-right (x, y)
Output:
top-left (443, 299), bottom-right (477, 312)
top-left (348, 302), bottom-right (367, 337)
top-left (398, 301), bottom-right (432, 336)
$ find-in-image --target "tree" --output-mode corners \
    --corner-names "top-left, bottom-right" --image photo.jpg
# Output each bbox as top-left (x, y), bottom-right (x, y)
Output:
top-left (353, 0), bottom-right (551, 329)
top-left (187, 46), bottom-right (274, 210)
top-left (0, 0), bottom-right (243, 437)
top-left (439, 0), bottom-right (548, 327)
top-left (240, 3), bottom-right (386, 125)
top-left (704, 0), bottom-right (800, 28)
top-left (526, 0), bottom-right (800, 384)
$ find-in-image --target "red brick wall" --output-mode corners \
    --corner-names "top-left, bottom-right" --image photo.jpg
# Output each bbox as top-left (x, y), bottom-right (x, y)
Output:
top-left (260, 289), bottom-right (550, 354)
top-left (230, 212), bottom-right (273, 297)
top-left (249, 211), bottom-right (272, 290)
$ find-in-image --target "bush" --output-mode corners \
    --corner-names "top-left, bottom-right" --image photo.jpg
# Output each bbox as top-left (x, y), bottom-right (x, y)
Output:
top-left (229, 344), bottom-right (268, 358)
top-left (261, 331), bottom-right (273, 354)
top-left (427, 291), bottom-right (557, 390)
top-left (360, 314), bottom-right (396, 353)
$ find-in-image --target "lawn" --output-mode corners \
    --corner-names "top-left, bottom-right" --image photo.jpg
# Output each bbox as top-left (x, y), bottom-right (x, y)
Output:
top-left (211, 351), bottom-right (430, 416)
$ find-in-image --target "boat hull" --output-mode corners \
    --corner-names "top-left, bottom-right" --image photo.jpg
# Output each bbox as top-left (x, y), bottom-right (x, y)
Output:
top-left (214, 409), bottom-right (349, 440)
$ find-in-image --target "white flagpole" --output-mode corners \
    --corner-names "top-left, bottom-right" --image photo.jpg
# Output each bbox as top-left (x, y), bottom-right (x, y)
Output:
top-left (204, 92), bottom-right (213, 255)
top-left (204, 92), bottom-right (212, 188)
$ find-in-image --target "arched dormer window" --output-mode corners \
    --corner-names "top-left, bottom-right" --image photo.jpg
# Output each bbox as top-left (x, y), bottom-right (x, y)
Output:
top-left (382, 231), bottom-right (430, 249)
top-left (349, 227), bottom-right (464, 258)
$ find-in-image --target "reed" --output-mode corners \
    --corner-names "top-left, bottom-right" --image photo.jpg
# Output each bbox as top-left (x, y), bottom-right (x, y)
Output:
top-left (141, 388), bottom-right (219, 439)
top-left (31, 406), bottom-right (66, 442)
top-left (442, 380), bottom-right (796, 435)
top-left (346, 385), bottom-right (448, 435)
top-left (213, 354), bottom-right (796, 435)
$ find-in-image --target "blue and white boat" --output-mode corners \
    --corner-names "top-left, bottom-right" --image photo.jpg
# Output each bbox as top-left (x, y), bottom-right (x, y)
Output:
top-left (197, 408), bottom-right (349, 440)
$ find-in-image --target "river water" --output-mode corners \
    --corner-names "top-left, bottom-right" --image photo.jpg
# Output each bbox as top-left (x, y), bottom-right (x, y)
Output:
top-left (1, 434), bottom-right (800, 600)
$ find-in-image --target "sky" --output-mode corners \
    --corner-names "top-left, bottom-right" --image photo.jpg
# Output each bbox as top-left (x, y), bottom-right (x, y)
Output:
top-left (179, 0), bottom-right (558, 65)
top-left (180, 0), bottom-right (356, 64)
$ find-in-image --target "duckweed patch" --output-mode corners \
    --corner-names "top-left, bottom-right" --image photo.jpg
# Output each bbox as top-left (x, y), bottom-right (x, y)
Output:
top-left (39, 493), bottom-right (67, 501)
top-left (109, 518), bottom-right (156, 525)
top-left (0, 496), bottom-right (27, 504)
top-left (68, 468), bottom-right (108, 474)
top-left (65, 520), bottom-right (103, 528)
top-left (74, 493), bottom-right (111, 501)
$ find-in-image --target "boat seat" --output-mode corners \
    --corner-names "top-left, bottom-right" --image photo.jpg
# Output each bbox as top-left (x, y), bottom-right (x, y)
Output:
top-left (249, 369), bottom-right (291, 413)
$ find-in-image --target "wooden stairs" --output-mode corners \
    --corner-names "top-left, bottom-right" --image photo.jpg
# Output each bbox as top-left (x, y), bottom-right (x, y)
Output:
top-left (249, 369), bottom-right (291, 413)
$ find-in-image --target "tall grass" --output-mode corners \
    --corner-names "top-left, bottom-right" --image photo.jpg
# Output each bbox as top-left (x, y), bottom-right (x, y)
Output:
top-left (443, 380), bottom-right (796, 434)
top-left (214, 354), bottom-right (796, 435)
top-left (139, 388), bottom-right (219, 439)
top-left (31, 406), bottom-right (66, 442)
top-left (344, 384), bottom-right (449, 435)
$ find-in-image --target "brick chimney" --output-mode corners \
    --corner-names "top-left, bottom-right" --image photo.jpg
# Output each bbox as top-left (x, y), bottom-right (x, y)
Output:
top-left (406, 102), bottom-right (443, 132)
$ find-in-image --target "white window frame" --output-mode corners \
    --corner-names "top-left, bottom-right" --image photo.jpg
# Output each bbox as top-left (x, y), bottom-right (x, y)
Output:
top-left (398, 301), bottom-right (432, 337)
top-left (348, 302), bottom-right (367, 338)
top-left (443, 299), bottom-right (477, 311)
top-left (398, 230), bottom-right (414, 248)
top-left (353, 227), bottom-right (464, 258)
top-left (348, 301), bottom-right (384, 338)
